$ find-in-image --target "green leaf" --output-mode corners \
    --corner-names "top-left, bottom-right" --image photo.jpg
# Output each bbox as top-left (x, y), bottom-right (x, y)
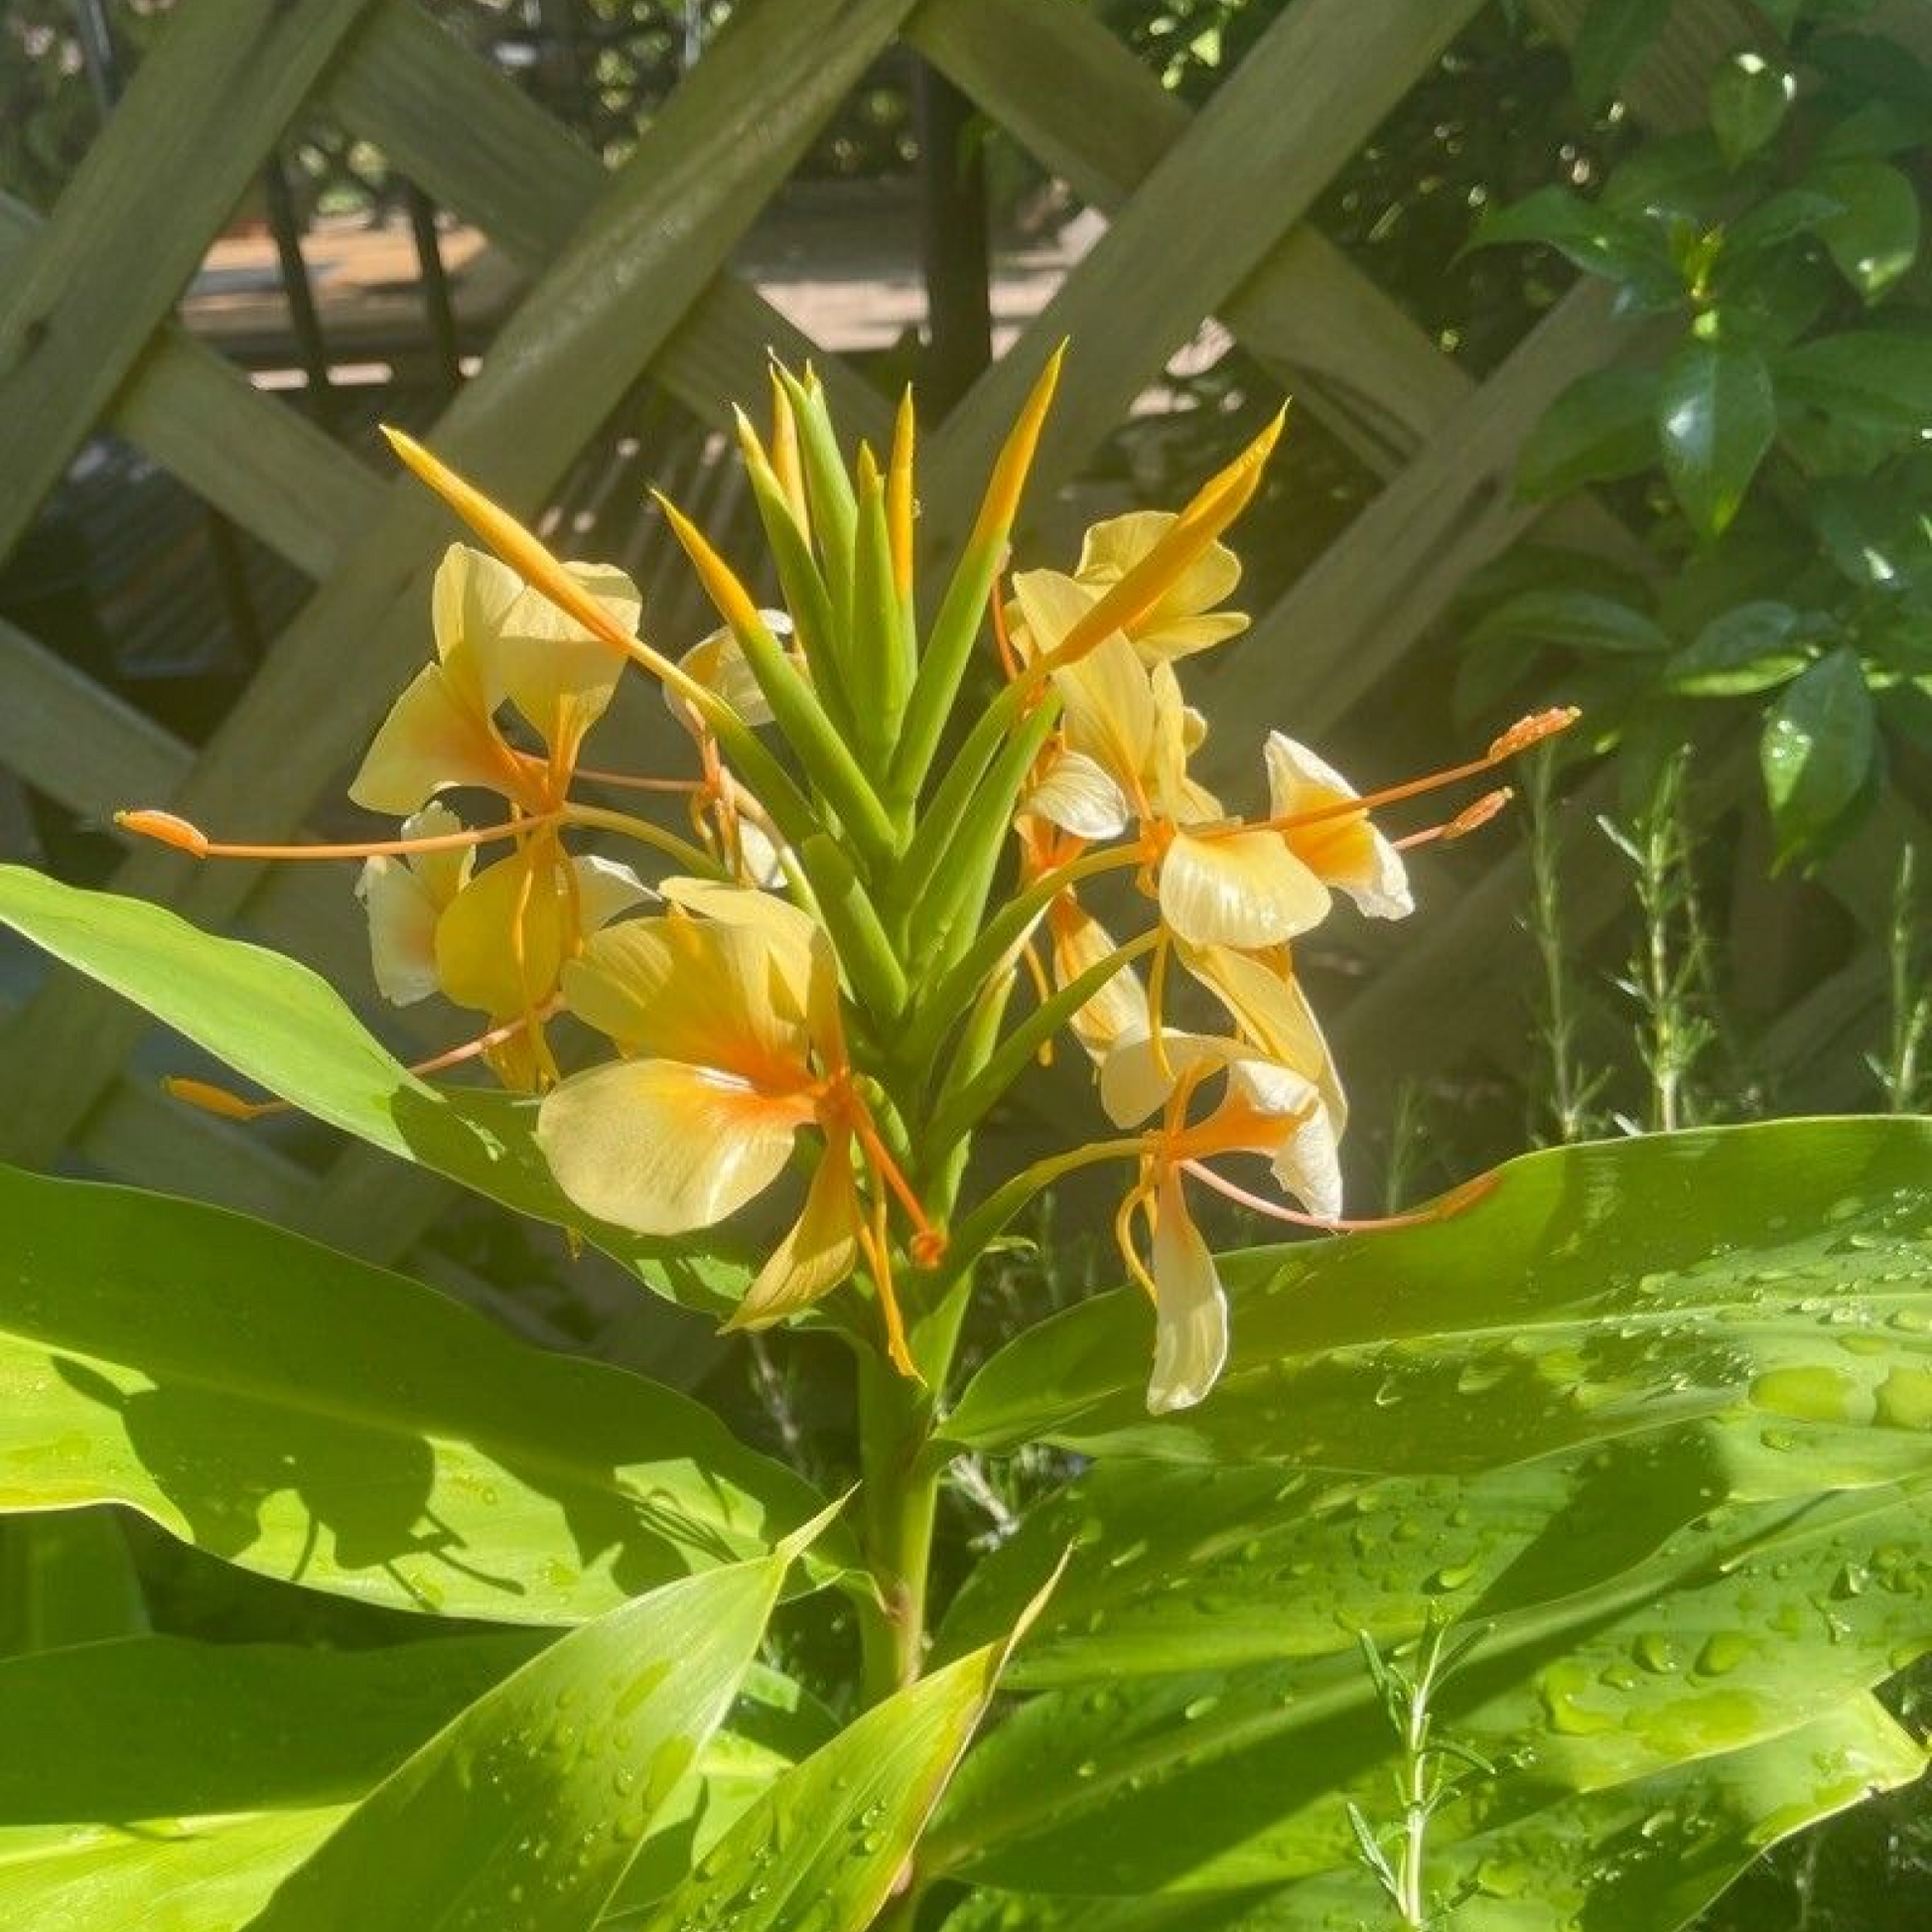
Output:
top-left (1664, 601), bottom-right (1814, 695)
top-left (1760, 646), bottom-right (1878, 860)
top-left (1570, 0), bottom-right (1672, 109)
top-left (0, 1631), bottom-right (538, 1932)
top-left (0, 1163), bottom-right (839, 1623)
top-left (1516, 365), bottom-right (1661, 498)
top-left (1777, 328), bottom-right (1932, 436)
top-left (941, 1118), bottom-right (1932, 1476)
top-left (1725, 187), bottom-right (1845, 257)
top-left (0, 1507), bottom-right (146, 1657)
top-left (1468, 186), bottom-right (1653, 280)
top-left (1710, 55), bottom-right (1794, 170)
top-left (1812, 159), bottom-right (1921, 300)
top-left (1467, 587), bottom-right (1671, 657)
top-left (0, 866), bottom-right (742, 1313)
top-left (1657, 341), bottom-right (1775, 539)
top-left (622, 1624), bottom-right (1031, 1932)
top-left (933, 1700), bottom-right (1924, 1932)
top-left (242, 1536), bottom-right (811, 1931)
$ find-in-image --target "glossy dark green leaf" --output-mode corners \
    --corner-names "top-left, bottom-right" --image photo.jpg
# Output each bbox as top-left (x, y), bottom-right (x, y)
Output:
top-left (0, 867), bottom-right (742, 1312)
top-left (1468, 187), bottom-right (1652, 280)
top-left (1570, 0), bottom-right (1672, 109)
top-left (1710, 56), bottom-right (1794, 170)
top-left (1517, 366), bottom-right (1662, 498)
top-left (0, 1631), bottom-right (539, 1932)
top-left (1725, 187), bottom-right (1845, 257)
top-left (1760, 647), bottom-right (1878, 860)
top-left (1657, 341), bottom-right (1775, 539)
top-left (1812, 160), bottom-right (1921, 300)
top-left (933, 1699), bottom-right (1923, 1932)
top-left (1665, 601), bottom-right (1814, 696)
top-left (0, 1163), bottom-right (840, 1623)
top-left (1777, 328), bottom-right (1932, 438)
top-left (622, 1626), bottom-right (1030, 1932)
top-left (1466, 587), bottom-right (1670, 656)
top-left (242, 1534), bottom-right (812, 1931)
top-left (942, 1119), bottom-right (1932, 1481)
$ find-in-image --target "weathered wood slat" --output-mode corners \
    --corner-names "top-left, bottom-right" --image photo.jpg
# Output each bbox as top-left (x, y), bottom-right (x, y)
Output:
top-left (919, 0), bottom-right (1488, 548)
top-left (321, 0), bottom-right (894, 447)
top-left (0, 0), bottom-right (379, 560)
top-left (0, 0), bottom-right (921, 1169)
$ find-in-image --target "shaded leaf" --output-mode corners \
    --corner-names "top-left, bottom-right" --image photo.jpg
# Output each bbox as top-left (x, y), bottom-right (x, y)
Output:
top-left (1517, 365), bottom-right (1661, 498)
top-left (0, 1507), bottom-right (146, 1657)
top-left (1468, 186), bottom-right (1653, 279)
top-left (1570, 0), bottom-right (1672, 109)
top-left (0, 1164), bottom-right (839, 1623)
top-left (1467, 588), bottom-right (1671, 657)
top-left (1710, 56), bottom-right (1794, 170)
top-left (1657, 341), bottom-right (1775, 539)
top-left (1760, 646), bottom-right (1878, 861)
top-left (1812, 160), bottom-right (1921, 300)
top-left (1777, 328), bottom-right (1932, 436)
top-left (1665, 602), bottom-right (1814, 695)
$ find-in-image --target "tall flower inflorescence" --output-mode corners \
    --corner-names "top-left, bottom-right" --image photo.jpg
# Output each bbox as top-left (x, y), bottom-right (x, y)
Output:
top-left (122, 356), bottom-right (1573, 1413)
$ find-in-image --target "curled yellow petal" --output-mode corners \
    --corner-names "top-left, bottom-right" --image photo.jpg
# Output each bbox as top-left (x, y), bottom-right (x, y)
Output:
top-left (1147, 1169), bottom-right (1228, 1415)
top-left (726, 1129), bottom-right (863, 1330)
top-left (1157, 827), bottom-right (1329, 950)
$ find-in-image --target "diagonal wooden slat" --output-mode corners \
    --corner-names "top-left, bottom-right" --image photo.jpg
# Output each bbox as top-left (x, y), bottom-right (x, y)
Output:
top-left (0, 0), bottom-right (923, 1170)
top-left (918, 0), bottom-right (1488, 549)
top-left (0, 0), bottom-right (380, 562)
top-left (321, 0), bottom-right (895, 448)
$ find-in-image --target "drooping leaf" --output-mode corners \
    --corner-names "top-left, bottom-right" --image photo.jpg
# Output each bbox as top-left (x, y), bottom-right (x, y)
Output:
top-left (621, 1615), bottom-right (1037, 1932)
top-left (241, 1532), bottom-right (816, 1931)
top-left (0, 1506), bottom-right (146, 1657)
top-left (1776, 328), bottom-right (1932, 440)
top-left (1467, 186), bottom-right (1653, 279)
top-left (932, 1699), bottom-right (1924, 1932)
top-left (1516, 365), bottom-right (1662, 498)
top-left (1760, 646), bottom-right (1878, 861)
top-left (0, 1164), bottom-right (840, 1623)
top-left (1710, 55), bottom-right (1794, 170)
top-left (1657, 341), bottom-right (1775, 540)
top-left (941, 1119), bottom-right (1932, 1482)
top-left (1665, 601), bottom-right (1814, 696)
top-left (1467, 587), bottom-right (1671, 657)
top-left (0, 1631), bottom-right (539, 1932)
top-left (0, 867), bottom-right (742, 1312)
top-left (1570, 0), bottom-right (1673, 109)
top-left (1811, 159), bottom-right (1921, 300)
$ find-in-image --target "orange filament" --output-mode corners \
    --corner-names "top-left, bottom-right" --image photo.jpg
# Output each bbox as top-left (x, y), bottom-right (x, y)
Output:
top-left (1181, 1159), bottom-right (1499, 1232)
top-left (847, 1096), bottom-right (948, 1267)
top-left (1253, 708), bottom-right (1579, 841)
top-left (1393, 786), bottom-right (1513, 852)
top-left (574, 767), bottom-right (707, 795)
top-left (990, 578), bottom-right (1022, 682)
top-left (118, 808), bottom-right (553, 863)
top-left (856, 1195), bottom-right (919, 1381)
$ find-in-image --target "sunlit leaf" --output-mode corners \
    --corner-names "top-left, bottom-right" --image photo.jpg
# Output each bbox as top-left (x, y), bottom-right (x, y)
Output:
top-left (1760, 647), bottom-right (1878, 862)
top-left (1657, 342), bottom-right (1774, 540)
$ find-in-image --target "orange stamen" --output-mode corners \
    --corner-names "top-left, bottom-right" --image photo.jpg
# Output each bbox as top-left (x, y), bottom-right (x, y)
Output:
top-left (848, 1096), bottom-right (948, 1265)
top-left (1180, 1160), bottom-right (1499, 1232)
top-left (117, 808), bottom-right (553, 863)
top-left (990, 576), bottom-right (1022, 682)
top-left (857, 1196), bottom-right (920, 1381)
top-left (574, 767), bottom-right (708, 795)
top-left (1114, 1173), bottom-right (1160, 1302)
top-left (1254, 709), bottom-right (1579, 840)
top-left (1393, 786), bottom-right (1513, 852)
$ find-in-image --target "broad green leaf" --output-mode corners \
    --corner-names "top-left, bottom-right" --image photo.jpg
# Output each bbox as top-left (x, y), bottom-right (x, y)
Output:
top-left (924, 1464), bottom-right (1932, 1895)
top-left (1570, 0), bottom-right (1672, 109)
top-left (1517, 365), bottom-right (1661, 498)
top-left (1761, 647), bottom-right (1878, 861)
top-left (0, 1506), bottom-right (146, 1656)
top-left (0, 867), bottom-right (741, 1312)
top-left (0, 1164), bottom-right (840, 1623)
top-left (1657, 341), bottom-right (1775, 540)
top-left (1725, 186), bottom-right (1845, 256)
top-left (933, 1699), bottom-right (1924, 1932)
top-left (941, 1119), bottom-right (1932, 1482)
top-left (1812, 160), bottom-right (1921, 300)
top-left (1468, 186), bottom-right (1652, 280)
top-left (1467, 587), bottom-right (1671, 657)
top-left (1776, 328), bottom-right (1932, 435)
top-left (0, 1631), bottom-right (537, 1932)
top-left (1710, 55), bottom-right (1794, 170)
top-left (622, 1617), bottom-right (1036, 1932)
top-left (1664, 601), bottom-right (1814, 696)
top-left (242, 1534), bottom-right (812, 1931)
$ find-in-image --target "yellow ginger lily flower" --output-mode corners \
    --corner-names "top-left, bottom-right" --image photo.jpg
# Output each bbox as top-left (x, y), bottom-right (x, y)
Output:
top-left (1070, 509), bottom-right (1247, 662)
top-left (537, 883), bottom-right (937, 1369)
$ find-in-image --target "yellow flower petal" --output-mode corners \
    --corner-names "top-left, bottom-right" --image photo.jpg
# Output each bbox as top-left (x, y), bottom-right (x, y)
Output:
top-left (1147, 1169), bottom-right (1228, 1415)
top-left (1225, 1058), bottom-right (1343, 1221)
top-left (347, 664), bottom-right (508, 816)
top-left (1264, 733), bottom-right (1413, 919)
top-left (1158, 829), bottom-right (1330, 949)
top-left (570, 852), bottom-right (652, 931)
top-left (430, 543), bottom-right (521, 710)
top-left (538, 1058), bottom-right (809, 1234)
top-left (355, 804), bottom-right (472, 1005)
top-left (1076, 510), bottom-right (1245, 661)
top-left (726, 1130), bottom-right (863, 1329)
top-left (1098, 1027), bottom-right (1232, 1128)
top-left (1181, 942), bottom-right (1345, 1130)
top-left (489, 561), bottom-right (639, 763)
top-left (1047, 897), bottom-right (1150, 1064)
top-left (1023, 749), bottom-right (1131, 841)
top-left (667, 622), bottom-right (778, 727)
top-left (1052, 631), bottom-right (1160, 792)
top-left (434, 843), bottom-right (571, 1021)
top-left (655, 879), bottom-right (826, 1034)
top-left (561, 912), bottom-right (813, 1086)
top-left (1009, 568), bottom-right (1100, 661)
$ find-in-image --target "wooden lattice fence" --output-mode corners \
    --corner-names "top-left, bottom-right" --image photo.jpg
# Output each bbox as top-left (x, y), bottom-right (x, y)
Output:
top-left (0, 0), bottom-right (1922, 1319)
